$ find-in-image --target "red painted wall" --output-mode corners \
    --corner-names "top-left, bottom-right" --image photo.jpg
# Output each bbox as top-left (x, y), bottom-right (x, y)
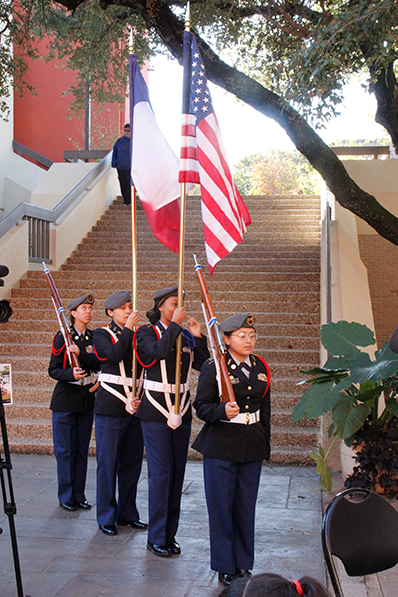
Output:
top-left (14, 39), bottom-right (126, 163)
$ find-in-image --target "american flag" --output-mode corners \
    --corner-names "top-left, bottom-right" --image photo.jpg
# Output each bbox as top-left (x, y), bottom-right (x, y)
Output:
top-left (179, 31), bottom-right (251, 274)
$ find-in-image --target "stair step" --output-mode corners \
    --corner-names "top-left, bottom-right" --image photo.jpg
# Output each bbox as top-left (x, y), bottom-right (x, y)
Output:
top-left (5, 194), bottom-right (322, 464)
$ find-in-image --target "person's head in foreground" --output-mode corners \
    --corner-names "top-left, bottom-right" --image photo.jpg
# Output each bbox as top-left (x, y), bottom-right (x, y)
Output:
top-left (220, 573), bottom-right (331, 597)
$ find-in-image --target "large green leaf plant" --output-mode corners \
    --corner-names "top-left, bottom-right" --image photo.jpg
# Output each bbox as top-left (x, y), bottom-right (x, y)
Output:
top-left (292, 321), bottom-right (398, 491)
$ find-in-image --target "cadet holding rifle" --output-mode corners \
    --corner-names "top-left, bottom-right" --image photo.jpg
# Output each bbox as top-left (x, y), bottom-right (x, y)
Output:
top-left (48, 292), bottom-right (101, 512)
top-left (193, 312), bottom-right (271, 587)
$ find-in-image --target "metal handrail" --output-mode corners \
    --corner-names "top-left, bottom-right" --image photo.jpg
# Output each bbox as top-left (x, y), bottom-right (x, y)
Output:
top-left (12, 140), bottom-right (54, 169)
top-left (0, 152), bottom-right (112, 240)
top-left (64, 149), bottom-right (111, 162)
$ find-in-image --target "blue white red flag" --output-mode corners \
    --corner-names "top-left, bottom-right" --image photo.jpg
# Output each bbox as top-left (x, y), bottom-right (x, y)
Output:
top-left (179, 31), bottom-right (251, 274)
top-left (129, 54), bottom-right (180, 253)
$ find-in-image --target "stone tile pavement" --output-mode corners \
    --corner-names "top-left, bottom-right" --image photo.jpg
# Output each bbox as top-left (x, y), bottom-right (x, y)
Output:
top-left (0, 455), bottom-right (396, 596)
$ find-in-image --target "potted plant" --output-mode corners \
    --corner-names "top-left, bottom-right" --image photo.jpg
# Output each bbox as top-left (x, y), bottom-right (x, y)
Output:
top-left (292, 320), bottom-right (398, 498)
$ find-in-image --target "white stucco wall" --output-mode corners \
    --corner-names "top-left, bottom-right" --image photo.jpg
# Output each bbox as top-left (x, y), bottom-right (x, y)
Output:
top-left (31, 163), bottom-right (96, 210)
top-left (2, 153), bottom-right (46, 216)
top-left (343, 160), bottom-right (398, 234)
top-left (0, 85), bottom-right (13, 214)
top-left (49, 166), bottom-right (118, 269)
top-left (0, 221), bottom-right (29, 298)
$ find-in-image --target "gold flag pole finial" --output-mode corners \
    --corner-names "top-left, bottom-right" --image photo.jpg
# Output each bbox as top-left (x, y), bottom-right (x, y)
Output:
top-left (185, 1), bottom-right (191, 31)
top-left (128, 28), bottom-right (134, 54)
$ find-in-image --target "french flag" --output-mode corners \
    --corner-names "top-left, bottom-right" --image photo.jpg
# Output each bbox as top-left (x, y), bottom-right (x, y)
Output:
top-left (129, 54), bottom-right (180, 253)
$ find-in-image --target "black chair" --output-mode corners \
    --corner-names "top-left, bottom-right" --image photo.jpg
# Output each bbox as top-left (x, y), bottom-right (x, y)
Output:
top-left (322, 487), bottom-right (398, 596)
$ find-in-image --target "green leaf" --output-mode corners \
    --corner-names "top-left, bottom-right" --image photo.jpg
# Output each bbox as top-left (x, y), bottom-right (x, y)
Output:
top-left (351, 342), bottom-right (398, 383)
top-left (292, 380), bottom-right (340, 421)
top-left (324, 356), bottom-right (351, 371)
top-left (385, 398), bottom-right (398, 417)
top-left (310, 447), bottom-right (332, 492)
top-left (333, 399), bottom-right (370, 439)
top-left (355, 384), bottom-right (384, 403)
top-left (320, 321), bottom-right (375, 358)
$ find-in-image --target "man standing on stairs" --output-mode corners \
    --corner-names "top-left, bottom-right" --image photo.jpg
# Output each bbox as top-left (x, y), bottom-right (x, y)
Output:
top-left (111, 123), bottom-right (131, 206)
top-left (49, 294), bottom-right (101, 512)
top-left (92, 291), bottom-right (147, 536)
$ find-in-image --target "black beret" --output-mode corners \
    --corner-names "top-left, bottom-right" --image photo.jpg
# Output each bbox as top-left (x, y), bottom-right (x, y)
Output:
top-left (153, 285), bottom-right (184, 306)
top-left (104, 290), bottom-right (131, 315)
top-left (220, 313), bottom-right (257, 333)
top-left (68, 294), bottom-right (95, 311)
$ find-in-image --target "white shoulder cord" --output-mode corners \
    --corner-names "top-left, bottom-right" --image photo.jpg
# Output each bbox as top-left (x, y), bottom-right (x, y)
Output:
top-left (99, 327), bottom-right (135, 414)
top-left (143, 325), bottom-right (193, 429)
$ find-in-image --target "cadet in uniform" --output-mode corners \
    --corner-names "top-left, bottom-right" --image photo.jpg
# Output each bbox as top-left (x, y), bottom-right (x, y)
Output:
top-left (134, 285), bottom-right (209, 557)
top-left (192, 313), bottom-right (271, 587)
top-left (92, 290), bottom-right (146, 536)
top-left (49, 293), bottom-right (100, 511)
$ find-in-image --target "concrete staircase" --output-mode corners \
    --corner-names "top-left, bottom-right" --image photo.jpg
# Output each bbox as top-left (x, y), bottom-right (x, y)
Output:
top-left (2, 194), bottom-right (321, 464)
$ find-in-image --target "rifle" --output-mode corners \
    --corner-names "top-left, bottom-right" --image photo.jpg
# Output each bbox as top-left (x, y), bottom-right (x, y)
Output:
top-left (193, 255), bottom-right (235, 403)
top-left (42, 262), bottom-right (80, 370)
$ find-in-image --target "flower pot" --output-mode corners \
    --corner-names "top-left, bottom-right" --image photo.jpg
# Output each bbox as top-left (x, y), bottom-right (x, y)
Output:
top-left (340, 441), bottom-right (357, 481)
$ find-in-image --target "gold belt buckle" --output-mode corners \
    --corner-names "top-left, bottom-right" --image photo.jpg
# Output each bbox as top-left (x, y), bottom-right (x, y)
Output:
top-left (246, 413), bottom-right (250, 425)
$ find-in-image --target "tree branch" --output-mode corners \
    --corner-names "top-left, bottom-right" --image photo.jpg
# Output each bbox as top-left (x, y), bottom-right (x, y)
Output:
top-left (53, 0), bottom-right (398, 245)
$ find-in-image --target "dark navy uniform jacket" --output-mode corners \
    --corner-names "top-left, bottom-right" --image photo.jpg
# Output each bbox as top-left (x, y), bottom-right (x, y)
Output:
top-left (134, 321), bottom-right (209, 424)
top-left (192, 351), bottom-right (271, 462)
top-left (93, 321), bottom-right (139, 417)
top-left (49, 328), bottom-right (100, 413)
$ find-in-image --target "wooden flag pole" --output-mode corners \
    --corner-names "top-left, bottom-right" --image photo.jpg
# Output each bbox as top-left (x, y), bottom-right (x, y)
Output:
top-left (129, 30), bottom-right (138, 413)
top-left (173, 4), bottom-right (191, 422)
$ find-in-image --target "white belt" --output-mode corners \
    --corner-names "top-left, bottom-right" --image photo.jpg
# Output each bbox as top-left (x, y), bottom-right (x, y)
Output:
top-left (98, 373), bottom-right (133, 386)
top-left (69, 377), bottom-right (94, 387)
top-left (222, 409), bottom-right (260, 425)
top-left (143, 379), bottom-right (189, 394)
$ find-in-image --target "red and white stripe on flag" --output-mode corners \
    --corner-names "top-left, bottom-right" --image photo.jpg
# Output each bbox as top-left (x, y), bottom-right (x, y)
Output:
top-left (179, 114), bottom-right (200, 184)
top-left (197, 113), bottom-right (251, 274)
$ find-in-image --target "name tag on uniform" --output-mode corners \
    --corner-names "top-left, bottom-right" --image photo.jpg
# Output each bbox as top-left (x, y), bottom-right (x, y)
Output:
top-left (230, 378), bottom-right (239, 385)
top-left (258, 373), bottom-right (268, 382)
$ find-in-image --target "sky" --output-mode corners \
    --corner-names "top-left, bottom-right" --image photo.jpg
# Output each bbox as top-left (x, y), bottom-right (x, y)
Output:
top-left (148, 54), bottom-right (388, 167)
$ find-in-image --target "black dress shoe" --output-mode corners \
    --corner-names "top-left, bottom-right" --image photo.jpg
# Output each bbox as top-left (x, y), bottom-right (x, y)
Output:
top-left (77, 500), bottom-right (92, 510)
top-left (59, 502), bottom-right (77, 511)
top-left (218, 572), bottom-right (238, 586)
top-left (117, 519), bottom-right (148, 530)
top-left (167, 538), bottom-right (181, 555)
top-left (236, 569), bottom-right (252, 578)
top-left (147, 541), bottom-right (171, 557)
top-left (99, 524), bottom-right (117, 536)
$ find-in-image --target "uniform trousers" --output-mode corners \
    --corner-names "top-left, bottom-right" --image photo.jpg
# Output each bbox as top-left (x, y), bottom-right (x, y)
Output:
top-left (117, 169), bottom-right (131, 205)
top-left (52, 410), bottom-right (94, 504)
top-left (95, 413), bottom-right (143, 526)
top-left (141, 419), bottom-right (191, 546)
top-left (203, 456), bottom-right (263, 574)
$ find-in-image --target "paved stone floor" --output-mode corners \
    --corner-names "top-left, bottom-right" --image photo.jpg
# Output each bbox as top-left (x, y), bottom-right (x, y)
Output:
top-left (0, 455), bottom-right (396, 596)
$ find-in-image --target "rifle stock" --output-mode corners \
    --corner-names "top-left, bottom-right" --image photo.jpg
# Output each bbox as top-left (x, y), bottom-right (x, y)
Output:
top-left (42, 262), bottom-right (80, 370)
top-left (193, 255), bottom-right (235, 403)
